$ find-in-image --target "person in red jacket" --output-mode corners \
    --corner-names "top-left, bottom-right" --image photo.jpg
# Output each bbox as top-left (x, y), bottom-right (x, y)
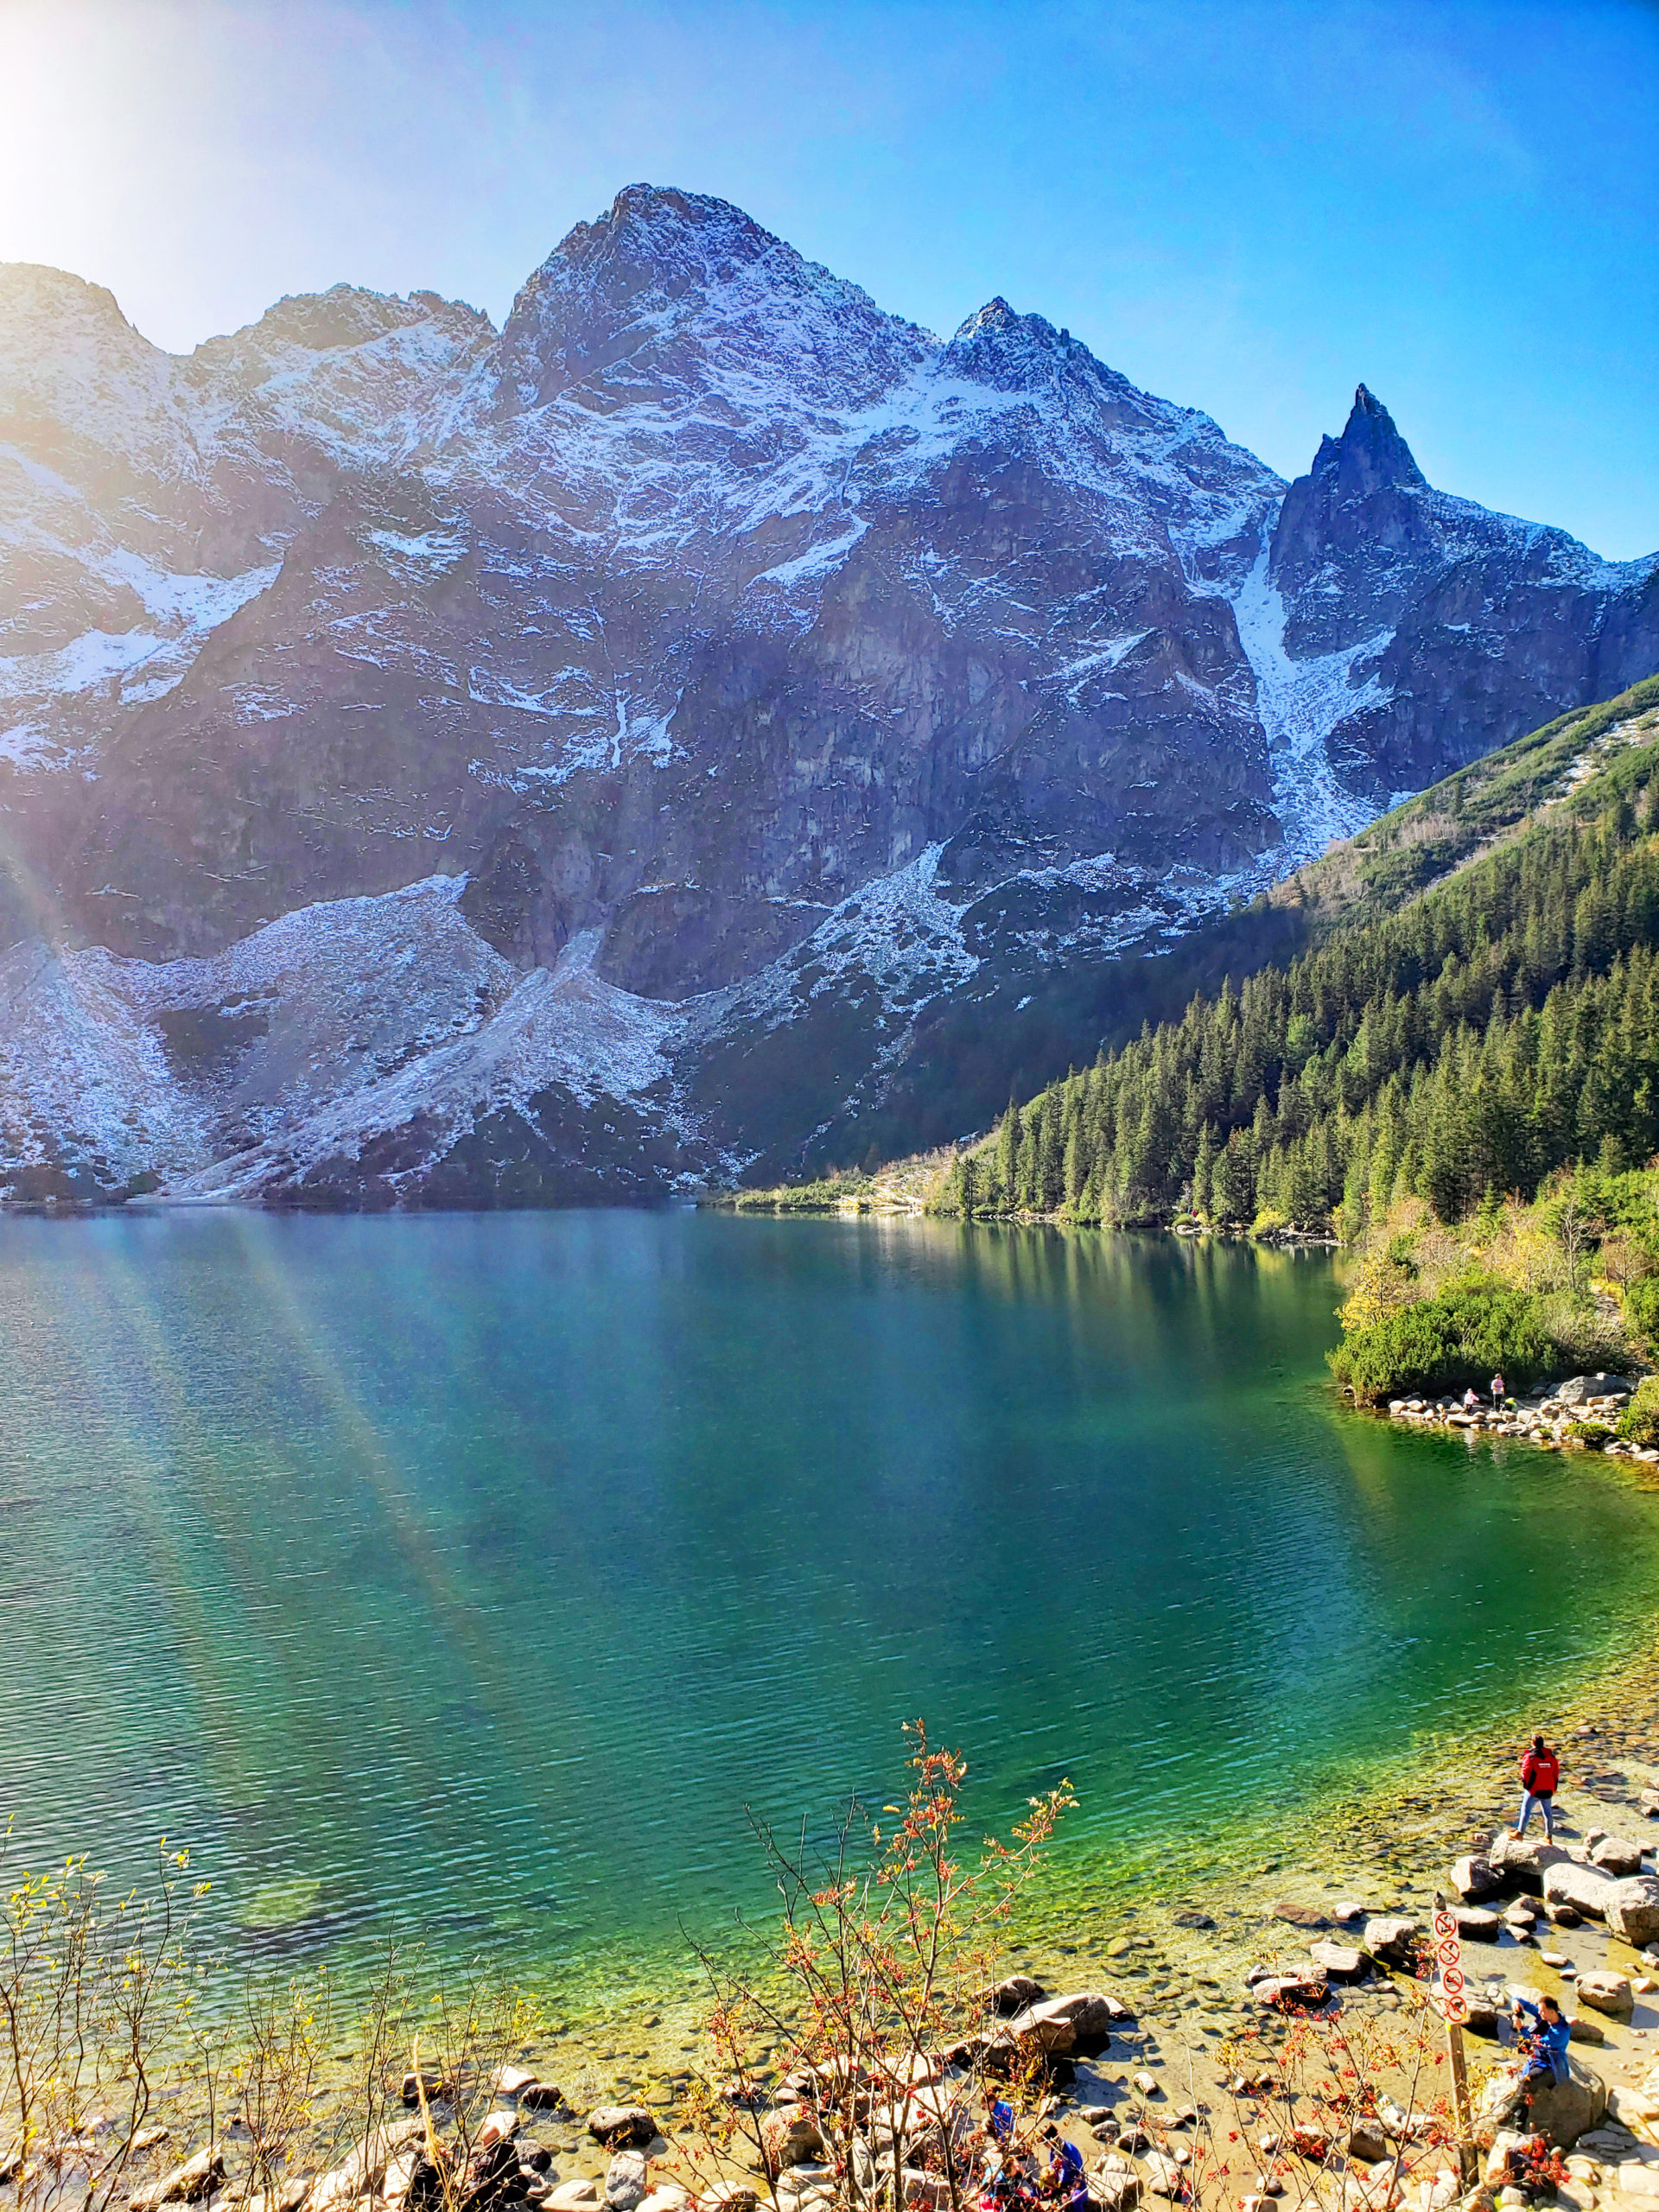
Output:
top-left (1514, 1733), bottom-right (1561, 1840)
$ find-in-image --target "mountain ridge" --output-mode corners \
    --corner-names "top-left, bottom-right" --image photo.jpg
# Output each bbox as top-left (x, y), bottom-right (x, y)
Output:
top-left (0, 182), bottom-right (1655, 1207)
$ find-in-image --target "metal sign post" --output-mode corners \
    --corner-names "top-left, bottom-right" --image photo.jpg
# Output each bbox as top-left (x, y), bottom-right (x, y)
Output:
top-left (1433, 1893), bottom-right (1478, 2188)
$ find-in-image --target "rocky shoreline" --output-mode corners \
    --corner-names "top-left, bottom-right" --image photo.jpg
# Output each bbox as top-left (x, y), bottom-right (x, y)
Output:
top-left (1381, 1375), bottom-right (1657, 1462)
top-left (70, 1641), bottom-right (1659, 2212)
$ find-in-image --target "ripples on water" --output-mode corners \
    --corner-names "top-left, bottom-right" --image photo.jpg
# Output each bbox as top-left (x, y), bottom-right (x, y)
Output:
top-left (2, 1209), bottom-right (1656, 1993)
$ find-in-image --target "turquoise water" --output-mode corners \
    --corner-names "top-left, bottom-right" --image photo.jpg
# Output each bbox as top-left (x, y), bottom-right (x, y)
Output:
top-left (3, 1209), bottom-right (1657, 1996)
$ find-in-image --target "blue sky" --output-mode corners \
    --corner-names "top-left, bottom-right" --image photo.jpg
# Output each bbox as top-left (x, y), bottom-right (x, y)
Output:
top-left (3, 0), bottom-right (1655, 556)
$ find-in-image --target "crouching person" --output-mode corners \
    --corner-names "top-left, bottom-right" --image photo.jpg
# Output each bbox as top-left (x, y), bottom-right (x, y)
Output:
top-left (1504, 1994), bottom-right (1571, 2116)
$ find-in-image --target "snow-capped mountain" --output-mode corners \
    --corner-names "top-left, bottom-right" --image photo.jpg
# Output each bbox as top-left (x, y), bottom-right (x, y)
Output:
top-left (1, 184), bottom-right (1655, 1205)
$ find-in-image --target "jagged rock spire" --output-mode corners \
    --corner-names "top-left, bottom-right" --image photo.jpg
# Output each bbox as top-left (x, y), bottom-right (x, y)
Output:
top-left (1268, 384), bottom-right (1436, 638)
top-left (1324, 384), bottom-right (1427, 495)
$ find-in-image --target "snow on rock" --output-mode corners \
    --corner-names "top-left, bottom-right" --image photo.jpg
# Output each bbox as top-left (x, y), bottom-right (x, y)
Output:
top-left (168, 925), bottom-right (691, 1205)
top-left (0, 877), bottom-right (708, 1205)
top-left (1227, 533), bottom-right (1387, 864)
top-left (0, 939), bottom-right (211, 1197)
top-left (2, 192), bottom-right (1656, 1205)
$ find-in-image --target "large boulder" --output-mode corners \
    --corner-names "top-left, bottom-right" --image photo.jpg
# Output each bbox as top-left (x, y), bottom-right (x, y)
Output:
top-left (1609, 1878), bottom-right (1659, 1948)
top-left (1362, 1915), bottom-right (1419, 1964)
top-left (130, 2148), bottom-right (226, 2212)
top-left (1490, 1835), bottom-right (1568, 1891)
top-left (1452, 1906), bottom-right (1503, 1942)
top-left (1308, 1942), bottom-right (1367, 1980)
top-left (1576, 1972), bottom-right (1635, 2016)
top-left (1002, 1991), bottom-right (1128, 2050)
top-left (1543, 1861), bottom-right (1618, 1921)
top-left (984, 1974), bottom-right (1046, 2016)
top-left (1556, 1375), bottom-right (1634, 1406)
top-left (308, 2123), bottom-right (424, 2212)
top-left (1049, 1989), bottom-right (1133, 2034)
top-left (463, 2138), bottom-right (527, 2212)
top-left (1481, 2056), bottom-right (1607, 2148)
top-left (1088, 2168), bottom-right (1141, 2212)
top-left (1591, 1837), bottom-right (1648, 1878)
top-left (1452, 1855), bottom-right (1503, 1901)
top-left (1253, 1972), bottom-right (1328, 2011)
top-left (760, 2111), bottom-right (826, 2171)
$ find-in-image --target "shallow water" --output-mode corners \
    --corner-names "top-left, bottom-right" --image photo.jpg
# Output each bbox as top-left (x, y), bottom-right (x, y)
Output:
top-left (2, 1209), bottom-right (1656, 1997)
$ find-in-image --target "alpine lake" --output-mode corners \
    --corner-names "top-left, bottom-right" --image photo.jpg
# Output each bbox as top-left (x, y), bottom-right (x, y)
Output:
top-left (3, 1206), bottom-right (1658, 2019)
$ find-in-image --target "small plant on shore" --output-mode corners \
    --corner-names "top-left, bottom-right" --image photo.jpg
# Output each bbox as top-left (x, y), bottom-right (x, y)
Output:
top-left (0, 1824), bottom-right (551, 2212)
top-left (1328, 1171), bottom-right (1659, 1403)
top-left (1196, 1991), bottom-right (1475, 2212)
top-left (403, 1962), bottom-right (546, 2212)
top-left (0, 1825), bottom-right (210, 2212)
top-left (678, 1721), bottom-right (1073, 2212)
top-left (231, 1974), bottom-right (325, 2209)
top-left (1564, 1421), bottom-right (1615, 1451)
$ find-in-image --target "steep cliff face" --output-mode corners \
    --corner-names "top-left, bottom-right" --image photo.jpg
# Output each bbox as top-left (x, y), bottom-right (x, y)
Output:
top-left (0, 187), bottom-right (1654, 1206)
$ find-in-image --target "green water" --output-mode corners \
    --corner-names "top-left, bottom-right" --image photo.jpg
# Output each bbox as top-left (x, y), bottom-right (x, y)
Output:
top-left (3, 1209), bottom-right (1656, 1998)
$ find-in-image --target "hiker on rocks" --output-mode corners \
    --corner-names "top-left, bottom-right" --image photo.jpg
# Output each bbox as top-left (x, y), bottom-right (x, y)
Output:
top-left (1463, 1386), bottom-right (1480, 1412)
top-left (1514, 1733), bottom-right (1561, 1840)
top-left (1037, 2128), bottom-right (1087, 2210)
top-left (1491, 1372), bottom-right (1507, 1409)
top-left (1509, 1993), bottom-right (1571, 2106)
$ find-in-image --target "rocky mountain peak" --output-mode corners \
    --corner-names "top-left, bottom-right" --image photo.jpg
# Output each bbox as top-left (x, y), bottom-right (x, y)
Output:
top-left (3, 192), bottom-right (1656, 1211)
top-left (944, 296), bottom-right (1079, 389)
top-left (0, 262), bottom-right (165, 405)
top-left (482, 182), bottom-right (924, 419)
top-left (190, 283), bottom-right (489, 378)
top-left (1268, 383), bottom-right (1446, 646)
top-left (529, 183), bottom-right (781, 317)
top-left (1322, 382), bottom-right (1427, 496)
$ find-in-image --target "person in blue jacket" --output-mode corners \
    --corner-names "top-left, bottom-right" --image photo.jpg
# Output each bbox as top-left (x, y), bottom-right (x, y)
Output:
top-left (1511, 1993), bottom-right (1571, 2101)
top-left (1037, 2127), bottom-right (1088, 2209)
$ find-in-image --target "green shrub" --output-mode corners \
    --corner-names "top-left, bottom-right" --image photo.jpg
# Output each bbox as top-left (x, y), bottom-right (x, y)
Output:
top-left (1566, 1421), bottom-right (1615, 1450)
top-left (1331, 1278), bottom-right (1556, 1404)
top-left (1624, 1274), bottom-right (1659, 1353)
top-left (1618, 1376), bottom-right (1659, 1448)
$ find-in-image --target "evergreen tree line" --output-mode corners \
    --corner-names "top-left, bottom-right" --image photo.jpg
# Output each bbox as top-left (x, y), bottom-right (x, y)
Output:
top-left (940, 753), bottom-right (1659, 1231)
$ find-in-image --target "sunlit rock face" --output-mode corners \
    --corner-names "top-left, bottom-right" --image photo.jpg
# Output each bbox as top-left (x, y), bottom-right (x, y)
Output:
top-left (1, 188), bottom-right (1655, 1204)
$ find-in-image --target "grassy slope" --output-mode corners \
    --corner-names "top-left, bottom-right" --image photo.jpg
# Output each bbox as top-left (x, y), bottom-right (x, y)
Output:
top-left (1272, 674), bottom-right (1659, 936)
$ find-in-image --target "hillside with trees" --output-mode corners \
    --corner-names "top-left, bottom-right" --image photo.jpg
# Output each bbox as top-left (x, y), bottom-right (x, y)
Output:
top-left (934, 677), bottom-right (1659, 1238)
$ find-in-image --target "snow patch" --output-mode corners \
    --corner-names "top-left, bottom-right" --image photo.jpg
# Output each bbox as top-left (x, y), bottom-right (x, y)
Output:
top-left (1228, 533), bottom-right (1387, 865)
